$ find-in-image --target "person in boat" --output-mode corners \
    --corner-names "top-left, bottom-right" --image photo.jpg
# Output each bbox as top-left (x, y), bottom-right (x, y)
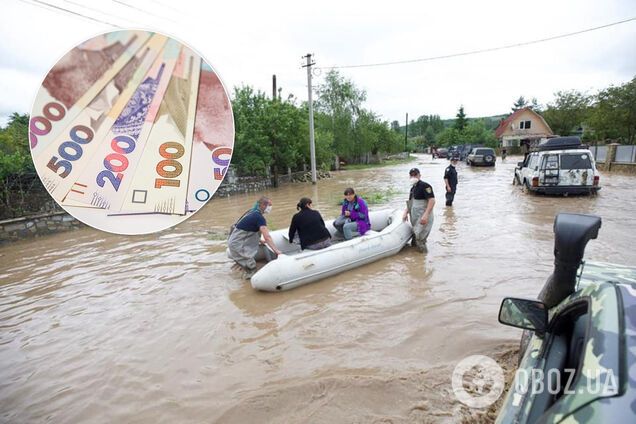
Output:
top-left (403, 168), bottom-right (435, 251)
top-left (288, 197), bottom-right (332, 250)
top-left (333, 188), bottom-right (371, 240)
top-left (227, 196), bottom-right (282, 279)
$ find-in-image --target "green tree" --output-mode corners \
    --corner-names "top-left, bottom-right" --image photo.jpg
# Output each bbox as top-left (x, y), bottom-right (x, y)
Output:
top-left (454, 106), bottom-right (467, 131)
top-left (512, 96), bottom-right (528, 112)
top-left (586, 77), bottom-right (636, 143)
top-left (437, 127), bottom-right (462, 146)
top-left (543, 90), bottom-right (591, 137)
top-left (423, 126), bottom-right (436, 147)
top-left (315, 70), bottom-right (366, 160)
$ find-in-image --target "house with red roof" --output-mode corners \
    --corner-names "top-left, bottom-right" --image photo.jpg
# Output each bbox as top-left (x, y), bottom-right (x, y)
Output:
top-left (495, 108), bottom-right (553, 148)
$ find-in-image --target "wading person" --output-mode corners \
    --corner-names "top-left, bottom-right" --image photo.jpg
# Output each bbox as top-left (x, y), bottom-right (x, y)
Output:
top-left (227, 196), bottom-right (282, 279)
top-left (444, 156), bottom-right (459, 206)
top-left (288, 197), bottom-right (332, 250)
top-left (333, 188), bottom-right (370, 240)
top-left (403, 168), bottom-right (435, 251)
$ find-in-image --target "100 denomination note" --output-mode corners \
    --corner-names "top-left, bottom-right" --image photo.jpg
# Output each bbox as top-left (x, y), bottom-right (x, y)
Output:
top-left (186, 62), bottom-right (235, 212)
top-left (65, 39), bottom-right (182, 211)
top-left (30, 31), bottom-right (151, 157)
top-left (117, 48), bottom-right (201, 215)
top-left (35, 34), bottom-right (169, 202)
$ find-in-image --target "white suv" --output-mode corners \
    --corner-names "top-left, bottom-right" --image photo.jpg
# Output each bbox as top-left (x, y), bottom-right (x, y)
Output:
top-left (514, 137), bottom-right (600, 195)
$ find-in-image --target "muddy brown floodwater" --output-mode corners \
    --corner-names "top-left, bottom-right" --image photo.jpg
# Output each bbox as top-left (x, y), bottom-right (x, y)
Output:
top-left (1, 154), bottom-right (635, 423)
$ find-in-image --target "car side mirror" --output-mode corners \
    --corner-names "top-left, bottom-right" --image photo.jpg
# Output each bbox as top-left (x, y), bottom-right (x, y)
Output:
top-left (517, 161), bottom-right (524, 168)
top-left (498, 297), bottom-right (547, 334)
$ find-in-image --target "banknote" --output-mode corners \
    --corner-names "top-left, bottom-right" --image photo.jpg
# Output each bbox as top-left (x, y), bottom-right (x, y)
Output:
top-left (35, 34), bottom-right (169, 202)
top-left (115, 48), bottom-right (202, 215)
top-left (65, 39), bottom-right (182, 210)
top-left (30, 30), bottom-right (151, 157)
top-left (185, 62), bottom-right (235, 212)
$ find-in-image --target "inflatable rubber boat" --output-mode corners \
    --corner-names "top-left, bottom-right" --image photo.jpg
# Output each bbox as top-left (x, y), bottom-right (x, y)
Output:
top-left (249, 208), bottom-right (412, 291)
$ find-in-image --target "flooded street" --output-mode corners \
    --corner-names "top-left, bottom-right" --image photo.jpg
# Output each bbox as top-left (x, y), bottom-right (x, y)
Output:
top-left (1, 154), bottom-right (635, 423)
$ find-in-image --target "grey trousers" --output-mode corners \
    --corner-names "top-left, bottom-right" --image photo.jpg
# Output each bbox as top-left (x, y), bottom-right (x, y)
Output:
top-left (227, 228), bottom-right (260, 270)
top-left (408, 199), bottom-right (434, 249)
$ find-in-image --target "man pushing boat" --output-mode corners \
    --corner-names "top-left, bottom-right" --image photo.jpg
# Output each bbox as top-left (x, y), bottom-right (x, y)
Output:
top-left (227, 196), bottom-right (282, 279)
top-left (403, 168), bottom-right (435, 251)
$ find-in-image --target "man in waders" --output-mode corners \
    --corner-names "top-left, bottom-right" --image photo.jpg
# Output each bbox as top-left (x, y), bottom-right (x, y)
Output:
top-left (444, 156), bottom-right (459, 206)
top-left (227, 196), bottom-right (282, 279)
top-left (403, 168), bottom-right (436, 251)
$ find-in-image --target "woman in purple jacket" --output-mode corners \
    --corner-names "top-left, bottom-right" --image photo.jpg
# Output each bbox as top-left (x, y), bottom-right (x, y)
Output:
top-left (333, 188), bottom-right (371, 240)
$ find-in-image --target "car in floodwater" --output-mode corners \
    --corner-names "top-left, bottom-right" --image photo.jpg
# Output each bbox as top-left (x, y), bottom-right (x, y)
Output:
top-left (495, 213), bottom-right (636, 423)
top-left (513, 136), bottom-right (600, 195)
top-left (434, 148), bottom-right (449, 159)
top-left (466, 147), bottom-right (496, 166)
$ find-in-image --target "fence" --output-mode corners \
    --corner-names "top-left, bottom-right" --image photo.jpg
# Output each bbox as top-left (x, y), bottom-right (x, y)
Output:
top-left (589, 145), bottom-right (608, 163)
top-left (1, 173), bottom-right (60, 220)
top-left (615, 145), bottom-right (636, 163)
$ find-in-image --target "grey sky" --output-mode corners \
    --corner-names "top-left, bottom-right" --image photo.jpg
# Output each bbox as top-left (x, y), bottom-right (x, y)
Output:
top-left (1, 0), bottom-right (635, 128)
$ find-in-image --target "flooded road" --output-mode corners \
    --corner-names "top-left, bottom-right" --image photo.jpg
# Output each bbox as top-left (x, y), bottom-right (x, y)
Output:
top-left (1, 154), bottom-right (635, 423)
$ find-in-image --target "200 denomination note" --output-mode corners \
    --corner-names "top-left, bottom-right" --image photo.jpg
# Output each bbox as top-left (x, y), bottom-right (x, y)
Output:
top-left (35, 34), bottom-right (168, 203)
top-left (30, 30), bottom-right (151, 157)
top-left (116, 48), bottom-right (201, 215)
top-left (186, 62), bottom-right (235, 212)
top-left (65, 39), bottom-right (182, 210)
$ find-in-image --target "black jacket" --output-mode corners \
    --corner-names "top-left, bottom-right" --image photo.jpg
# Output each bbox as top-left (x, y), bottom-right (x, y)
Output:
top-left (289, 209), bottom-right (331, 250)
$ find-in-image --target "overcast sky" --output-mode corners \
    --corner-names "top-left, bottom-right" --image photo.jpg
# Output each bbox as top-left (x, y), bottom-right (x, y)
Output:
top-left (1, 0), bottom-right (635, 128)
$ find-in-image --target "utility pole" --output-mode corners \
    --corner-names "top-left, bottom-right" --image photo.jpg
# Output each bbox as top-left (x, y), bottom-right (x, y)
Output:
top-left (405, 112), bottom-right (409, 152)
top-left (302, 53), bottom-right (317, 185)
top-left (272, 74), bottom-right (277, 100)
top-left (272, 74), bottom-right (278, 187)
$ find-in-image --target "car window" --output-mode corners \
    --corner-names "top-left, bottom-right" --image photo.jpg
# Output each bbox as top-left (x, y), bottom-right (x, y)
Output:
top-left (541, 154), bottom-right (559, 170)
top-left (528, 155), bottom-right (538, 169)
top-left (475, 149), bottom-right (493, 155)
top-left (561, 154), bottom-right (592, 170)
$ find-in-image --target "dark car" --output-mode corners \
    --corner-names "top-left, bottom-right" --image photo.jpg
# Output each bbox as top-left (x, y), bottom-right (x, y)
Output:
top-left (467, 147), bottom-right (496, 166)
top-left (496, 213), bottom-right (636, 423)
top-left (434, 148), bottom-right (448, 159)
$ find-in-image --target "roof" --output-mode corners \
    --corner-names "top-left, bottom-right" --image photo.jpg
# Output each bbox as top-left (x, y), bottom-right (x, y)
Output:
top-left (495, 108), bottom-right (553, 139)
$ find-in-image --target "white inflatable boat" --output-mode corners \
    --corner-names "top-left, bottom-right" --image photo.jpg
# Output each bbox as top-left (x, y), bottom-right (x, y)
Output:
top-left (250, 209), bottom-right (412, 291)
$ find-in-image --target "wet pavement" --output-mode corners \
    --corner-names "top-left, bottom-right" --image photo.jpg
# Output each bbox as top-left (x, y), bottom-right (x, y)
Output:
top-left (1, 154), bottom-right (635, 423)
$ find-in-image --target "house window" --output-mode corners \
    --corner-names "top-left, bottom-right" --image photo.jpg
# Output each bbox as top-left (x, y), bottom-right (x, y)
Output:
top-left (525, 120), bottom-right (531, 129)
top-left (519, 121), bottom-right (525, 129)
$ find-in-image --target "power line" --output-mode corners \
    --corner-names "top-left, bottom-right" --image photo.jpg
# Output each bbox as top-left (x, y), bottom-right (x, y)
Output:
top-left (60, 0), bottom-right (137, 26)
top-left (17, 0), bottom-right (122, 28)
top-left (318, 17), bottom-right (636, 70)
top-left (110, 0), bottom-right (176, 23)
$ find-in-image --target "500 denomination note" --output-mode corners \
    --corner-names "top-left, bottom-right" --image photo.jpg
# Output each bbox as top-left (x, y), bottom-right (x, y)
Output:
top-left (35, 34), bottom-right (168, 203)
top-left (186, 62), bottom-right (235, 212)
top-left (66, 39), bottom-right (182, 211)
top-left (116, 48), bottom-right (201, 215)
top-left (30, 31), bottom-right (151, 157)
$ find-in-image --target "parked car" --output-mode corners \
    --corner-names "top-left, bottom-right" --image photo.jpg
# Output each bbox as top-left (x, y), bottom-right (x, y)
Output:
top-left (514, 136), bottom-right (600, 195)
top-left (433, 148), bottom-right (448, 159)
top-left (496, 213), bottom-right (636, 423)
top-left (466, 147), bottom-right (496, 166)
top-left (458, 144), bottom-right (480, 161)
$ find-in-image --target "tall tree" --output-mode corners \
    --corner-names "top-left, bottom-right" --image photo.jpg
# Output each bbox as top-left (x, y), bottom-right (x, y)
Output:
top-left (315, 70), bottom-right (366, 160)
top-left (587, 77), bottom-right (636, 143)
top-left (543, 90), bottom-right (591, 137)
top-left (512, 96), bottom-right (528, 112)
top-left (454, 106), bottom-right (467, 131)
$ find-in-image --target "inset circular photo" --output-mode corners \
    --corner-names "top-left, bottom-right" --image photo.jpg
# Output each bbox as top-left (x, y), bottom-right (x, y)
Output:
top-left (29, 30), bottom-right (234, 235)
